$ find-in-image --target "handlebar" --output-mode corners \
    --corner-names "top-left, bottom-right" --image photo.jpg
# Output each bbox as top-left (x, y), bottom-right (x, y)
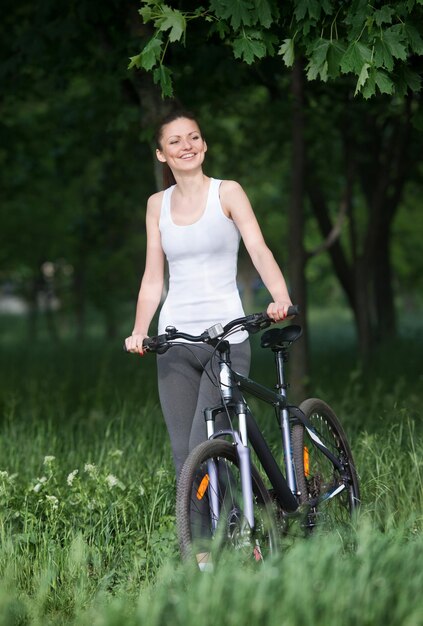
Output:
top-left (125, 305), bottom-right (300, 355)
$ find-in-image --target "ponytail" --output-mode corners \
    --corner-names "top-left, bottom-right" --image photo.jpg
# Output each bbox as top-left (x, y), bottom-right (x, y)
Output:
top-left (162, 162), bottom-right (176, 189)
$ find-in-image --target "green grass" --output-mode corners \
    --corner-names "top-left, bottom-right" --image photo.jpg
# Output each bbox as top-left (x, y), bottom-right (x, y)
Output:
top-left (0, 310), bottom-right (422, 625)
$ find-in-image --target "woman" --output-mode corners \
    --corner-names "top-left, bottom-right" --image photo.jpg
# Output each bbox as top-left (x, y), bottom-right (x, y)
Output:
top-left (125, 110), bottom-right (293, 478)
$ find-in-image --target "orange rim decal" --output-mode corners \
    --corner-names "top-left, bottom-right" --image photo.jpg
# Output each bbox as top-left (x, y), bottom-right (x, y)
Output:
top-left (196, 474), bottom-right (210, 500)
top-left (304, 446), bottom-right (310, 477)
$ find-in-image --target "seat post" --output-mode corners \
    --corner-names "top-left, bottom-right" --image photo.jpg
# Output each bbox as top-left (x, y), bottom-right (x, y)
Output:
top-left (274, 348), bottom-right (288, 397)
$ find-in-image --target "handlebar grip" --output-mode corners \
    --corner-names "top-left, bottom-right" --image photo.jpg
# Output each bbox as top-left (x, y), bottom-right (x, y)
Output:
top-left (287, 304), bottom-right (300, 317)
top-left (142, 337), bottom-right (152, 351)
top-left (122, 337), bottom-right (153, 353)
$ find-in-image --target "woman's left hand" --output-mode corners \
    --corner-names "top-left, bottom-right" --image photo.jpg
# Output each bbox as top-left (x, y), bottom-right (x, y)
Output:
top-left (266, 300), bottom-right (293, 322)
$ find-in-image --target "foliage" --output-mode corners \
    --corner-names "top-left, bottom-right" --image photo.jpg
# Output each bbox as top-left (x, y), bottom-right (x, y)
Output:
top-left (0, 1), bottom-right (155, 335)
top-left (131, 0), bottom-right (423, 98)
top-left (0, 312), bottom-right (422, 622)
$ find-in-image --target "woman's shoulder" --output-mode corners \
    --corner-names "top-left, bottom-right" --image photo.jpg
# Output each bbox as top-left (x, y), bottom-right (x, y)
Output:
top-left (219, 179), bottom-right (243, 192)
top-left (145, 190), bottom-right (166, 224)
top-left (219, 179), bottom-right (248, 203)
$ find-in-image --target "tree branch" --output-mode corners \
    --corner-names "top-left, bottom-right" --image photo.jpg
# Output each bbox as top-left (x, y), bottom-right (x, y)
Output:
top-left (307, 194), bottom-right (347, 259)
top-left (307, 177), bottom-right (356, 311)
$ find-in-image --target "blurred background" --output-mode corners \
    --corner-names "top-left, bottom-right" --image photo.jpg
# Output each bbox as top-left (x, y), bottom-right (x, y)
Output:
top-left (1, 0), bottom-right (422, 381)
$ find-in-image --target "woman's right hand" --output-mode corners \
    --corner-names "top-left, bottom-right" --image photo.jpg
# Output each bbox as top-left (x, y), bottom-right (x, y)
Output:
top-left (125, 333), bottom-right (149, 355)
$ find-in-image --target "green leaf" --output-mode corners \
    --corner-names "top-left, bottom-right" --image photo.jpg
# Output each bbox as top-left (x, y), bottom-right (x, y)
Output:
top-left (306, 60), bottom-right (328, 81)
top-left (340, 41), bottom-right (372, 75)
top-left (354, 62), bottom-right (370, 96)
top-left (383, 26), bottom-right (407, 60)
top-left (373, 6), bottom-right (395, 27)
top-left (255, 0), bottom-right (274, 28)
top-left (374, 37), bottom-right (394, 72)
top-left (209, 0), bottom-right (254, 30)
top-left (233, 32), bottom-right (266, 64)
top-left (139, 37), bottom-right (163, 71)
top-left (326, 40), bottom-right (346, 78)
top-left (294, 0), bottom-right (322, 21)
top-left (305, 38), bottom-right (330, 81)
top-left (157, 6), bottom-right (186, 43)
top-left (321, 0), bottom-right (334, 15)
top-left (279, 38), bottom-right (295, 67)
top-left (374, 70), bottom-right (395, 95)
top-left (403, 66), bottom-right (422, 91)
top-left (404, 23), bottom-right (423, 54)
top-left (344, 0), bottom-right (369, 39)
top-left (139, 6), bottom-right (154, 24)
top-left (362, 67), bottom-right (376, 99)
top-left (308, 38), bottom-right (330, 67)
top-left (127, 54), bottom-right (141, 70)
top-left (261, 31), bottom-right (279, 56)
top-left (294, 0), bottom-right (307, 20)
top-left (153, 65), bottom-right (173, 98)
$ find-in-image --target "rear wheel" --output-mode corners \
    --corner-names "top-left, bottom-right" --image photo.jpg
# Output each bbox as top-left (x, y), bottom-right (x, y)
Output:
top-left (177, 439), bottom-right (278, 565)
top-left (291, 398), bottom-right (360, 533)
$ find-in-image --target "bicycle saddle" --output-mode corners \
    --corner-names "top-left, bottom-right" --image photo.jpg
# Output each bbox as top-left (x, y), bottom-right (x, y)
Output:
top-left (260, 325), bottom-right (302, 349)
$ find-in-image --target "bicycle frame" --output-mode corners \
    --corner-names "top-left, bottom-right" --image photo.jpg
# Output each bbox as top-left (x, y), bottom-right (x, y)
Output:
top-left (203, 342), bottom-right (348, 529)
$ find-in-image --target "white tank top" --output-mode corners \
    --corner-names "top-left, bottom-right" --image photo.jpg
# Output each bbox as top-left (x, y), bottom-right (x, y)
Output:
top-left (158, 178), bottom-right (247, 343)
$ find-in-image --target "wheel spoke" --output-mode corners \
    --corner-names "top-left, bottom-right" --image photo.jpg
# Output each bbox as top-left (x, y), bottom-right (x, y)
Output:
top-left (177, 440), bottom-right (278, 564)
top-left (292, 399), bottom-right (360, 535)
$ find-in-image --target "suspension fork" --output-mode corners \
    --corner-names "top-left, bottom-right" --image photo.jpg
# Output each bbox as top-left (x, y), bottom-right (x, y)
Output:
top-left (204, 402), bottom-right (255, 531)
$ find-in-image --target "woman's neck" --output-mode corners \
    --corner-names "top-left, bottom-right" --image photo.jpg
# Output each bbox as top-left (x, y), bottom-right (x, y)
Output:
top-left (172, 170), bottom-right (209, 197)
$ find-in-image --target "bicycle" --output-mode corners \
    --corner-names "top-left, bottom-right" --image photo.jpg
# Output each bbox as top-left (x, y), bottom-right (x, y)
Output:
top-left (136, 307), bottom-right (360, 565)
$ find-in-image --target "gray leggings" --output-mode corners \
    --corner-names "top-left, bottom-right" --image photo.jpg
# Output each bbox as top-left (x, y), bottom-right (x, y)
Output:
top-left (157, 340), bottom-right (251, 478)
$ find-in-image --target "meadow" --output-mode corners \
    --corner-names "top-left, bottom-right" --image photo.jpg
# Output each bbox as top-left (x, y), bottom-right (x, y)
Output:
top-left (0, 310), bottom-right (422, 626)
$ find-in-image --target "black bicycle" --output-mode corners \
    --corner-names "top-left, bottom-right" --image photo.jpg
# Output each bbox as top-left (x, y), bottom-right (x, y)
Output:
top-left (139, 308), bottom-right (360, 565)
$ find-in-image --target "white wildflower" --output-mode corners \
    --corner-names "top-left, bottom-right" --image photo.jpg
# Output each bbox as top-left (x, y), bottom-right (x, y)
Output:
top-left (45, 495), bottom-right (59, 510)
top-left (84, 463), bottom-right (97, 476)
top-left (0, 470), bottom-right (9, 479)
top-left (139, 484), bottom-right (145, 496)
top-left (105, 474), bottom-right (125, 490)
top-left (33, 476), bottom-right (48, 492)
top-left (43, 456), bottom-right (56, 466)
top-left (109, 449), bottom-right (123, 459)
top-left (67, 469), bottom-right (79, 486)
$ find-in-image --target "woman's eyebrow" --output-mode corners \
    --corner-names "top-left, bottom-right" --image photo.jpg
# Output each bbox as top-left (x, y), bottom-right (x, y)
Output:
top-left (167, 131), bottom-right (199, 140)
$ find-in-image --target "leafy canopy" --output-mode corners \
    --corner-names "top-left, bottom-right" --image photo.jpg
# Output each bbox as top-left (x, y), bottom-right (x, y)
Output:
top-left (129, 0), bottom-right (423, 98)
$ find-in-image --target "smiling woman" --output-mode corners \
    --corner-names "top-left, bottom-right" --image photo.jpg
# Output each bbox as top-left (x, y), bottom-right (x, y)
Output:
top-left (124, 109), bottom-right (293, 480)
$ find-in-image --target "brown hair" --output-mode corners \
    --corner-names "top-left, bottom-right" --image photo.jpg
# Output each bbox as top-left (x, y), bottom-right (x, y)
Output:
top-left (155, 110), bottom-right (202, 189)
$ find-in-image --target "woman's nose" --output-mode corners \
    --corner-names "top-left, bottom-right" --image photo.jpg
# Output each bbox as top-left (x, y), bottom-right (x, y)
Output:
top-left (181, 137), bottom-right (192, 149)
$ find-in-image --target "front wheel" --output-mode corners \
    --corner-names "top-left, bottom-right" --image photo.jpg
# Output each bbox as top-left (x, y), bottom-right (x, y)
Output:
top-left (176, 439), bottom-right (278, 566)
top-left (291, 398), bottom-right (360, 533)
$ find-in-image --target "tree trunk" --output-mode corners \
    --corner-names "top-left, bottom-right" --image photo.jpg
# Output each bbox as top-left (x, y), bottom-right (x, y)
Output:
top-left (27, 268), bottom-right (43, 341)
top-left (288, 59), bottom-right (309, 399)
top-left (373, 215), bottom-right (396, 341)
top-left (73, 264), bottom-right (86, 341)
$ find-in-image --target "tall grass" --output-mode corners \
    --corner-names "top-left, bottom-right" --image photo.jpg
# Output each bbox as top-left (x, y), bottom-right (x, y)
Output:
top-left (0, 311), bottom-right (422, 624)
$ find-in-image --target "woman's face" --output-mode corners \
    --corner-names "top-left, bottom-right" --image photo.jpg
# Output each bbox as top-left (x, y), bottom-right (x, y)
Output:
top-left (156, 117), bottom-right (207, 173)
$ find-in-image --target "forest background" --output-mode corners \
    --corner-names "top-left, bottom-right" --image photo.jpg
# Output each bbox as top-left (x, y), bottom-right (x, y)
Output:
top-left (0, 1), bottom-right (422, 624)
top-left (2, 0), bottom-right (423, 369)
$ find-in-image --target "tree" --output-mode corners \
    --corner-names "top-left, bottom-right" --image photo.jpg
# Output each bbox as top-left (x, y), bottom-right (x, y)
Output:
top-left (130, 1), bottom-right (423, 99)
top-left (0, 0), bottom-right (162, 338)
top-left (129, 0), bottom-right (423, 376)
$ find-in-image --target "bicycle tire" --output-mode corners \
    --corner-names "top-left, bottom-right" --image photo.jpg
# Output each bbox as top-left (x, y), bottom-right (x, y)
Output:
top-left (291, 398), bottom-right (360, 532)
top-left (176, 439), bottom-right (278, 564)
